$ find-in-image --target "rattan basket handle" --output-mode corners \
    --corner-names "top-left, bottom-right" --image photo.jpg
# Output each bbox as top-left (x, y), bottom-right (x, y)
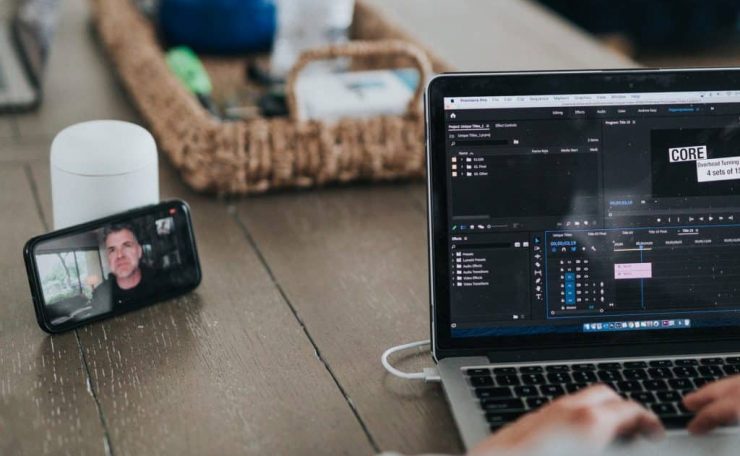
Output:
top-left (285, 39), bottom-right (432, 121)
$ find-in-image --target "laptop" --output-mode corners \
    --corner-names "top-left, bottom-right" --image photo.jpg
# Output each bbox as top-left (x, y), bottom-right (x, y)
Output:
top-left (0, 0), bottom-right (58, 111)
top-left (424, 68), bottom-right (740, 449)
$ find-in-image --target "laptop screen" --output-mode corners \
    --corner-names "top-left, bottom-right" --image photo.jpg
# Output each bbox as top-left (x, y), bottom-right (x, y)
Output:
top-left (429, 71), bottom-right (740, 352)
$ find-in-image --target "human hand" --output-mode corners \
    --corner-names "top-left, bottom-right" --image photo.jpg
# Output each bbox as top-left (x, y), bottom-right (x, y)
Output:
top-left (683, 374), bottom-right (740, 434)
top-left (468, 384), bottom-right (664, 456)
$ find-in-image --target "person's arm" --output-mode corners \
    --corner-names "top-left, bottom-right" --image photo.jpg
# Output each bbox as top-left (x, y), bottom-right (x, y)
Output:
top-left (469, 384), bottom-right (663, 456)
top-left (683, 374), bottom-right (740, 433)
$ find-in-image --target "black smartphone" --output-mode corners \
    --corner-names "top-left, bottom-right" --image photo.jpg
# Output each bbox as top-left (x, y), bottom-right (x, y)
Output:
top-left (23, 200), bottom-right (202, 333)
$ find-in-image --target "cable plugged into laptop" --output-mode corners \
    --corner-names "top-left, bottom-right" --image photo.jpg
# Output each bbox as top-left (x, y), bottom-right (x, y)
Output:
top-left (381, 340), bottom-right (441, 382)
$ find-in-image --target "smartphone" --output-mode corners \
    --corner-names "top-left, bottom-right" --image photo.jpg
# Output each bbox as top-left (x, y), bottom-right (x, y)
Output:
top-left (23, 200), bottom-right (202, 333)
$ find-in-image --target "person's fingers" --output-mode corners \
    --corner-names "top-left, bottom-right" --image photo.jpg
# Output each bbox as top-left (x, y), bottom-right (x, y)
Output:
top-left (469, 386), bottom-right (618, 455)
top-left (551, 383), bottom-right (619, 407)
top-left (683, 376), bottom-right (740, 412)
top-left (467, 411), bottom-right (542, 455)
top-left (687, 400), bottom-right (740, 434)
top-left (570, 398), bottom-right (664, 447)
top-left (469, 385), bottom-right (661, 455)
top-left (613, 402), bottom-right (665, 440)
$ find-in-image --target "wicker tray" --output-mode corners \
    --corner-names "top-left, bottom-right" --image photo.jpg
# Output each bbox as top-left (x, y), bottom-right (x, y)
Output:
top-left (90, 0), bottom-right (449, 195)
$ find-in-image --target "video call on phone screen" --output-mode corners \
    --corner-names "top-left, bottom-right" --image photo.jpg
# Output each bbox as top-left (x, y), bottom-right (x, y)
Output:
top-left (32, 206), bottom-right (199, 328)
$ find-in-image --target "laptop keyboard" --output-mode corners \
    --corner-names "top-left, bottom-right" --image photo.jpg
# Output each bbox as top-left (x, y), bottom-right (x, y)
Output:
top-left (465, 356), bottom-right (740, 432)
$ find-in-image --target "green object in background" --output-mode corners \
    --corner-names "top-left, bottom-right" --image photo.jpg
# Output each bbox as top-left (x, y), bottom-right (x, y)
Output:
top-left (165, 46), bottom-right (212, 95)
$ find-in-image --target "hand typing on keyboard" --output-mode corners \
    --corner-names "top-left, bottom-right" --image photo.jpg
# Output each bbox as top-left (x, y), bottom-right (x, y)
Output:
top-left (684, 375), bottom-right (740, 434)
top-left (469, 384), bottom-right (664, 456)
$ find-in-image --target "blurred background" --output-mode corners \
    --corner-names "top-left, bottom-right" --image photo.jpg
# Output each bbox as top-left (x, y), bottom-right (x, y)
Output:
top-left (538, 0), bottom-right (740, 67)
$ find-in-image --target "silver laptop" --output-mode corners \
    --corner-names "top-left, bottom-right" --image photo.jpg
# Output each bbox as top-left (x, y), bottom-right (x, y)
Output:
top-left (0, 0), bottom-right (57, 111)
top-left (424, 69), bottom-right (740, 449)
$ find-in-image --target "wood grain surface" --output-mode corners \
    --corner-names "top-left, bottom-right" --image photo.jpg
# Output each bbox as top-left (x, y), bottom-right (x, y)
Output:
top-left (235, 184), bottom-right (463, 455)
top-left (0, 164), bottom-right (106, 456)
top-left (0, 0), bottom-right (635, 453)
top-left (28, 162), bottom-right (375, 455)
top-left (0, 120), bottom-right (16, 139)
top-left (0, 140), bottom-right (49, 165)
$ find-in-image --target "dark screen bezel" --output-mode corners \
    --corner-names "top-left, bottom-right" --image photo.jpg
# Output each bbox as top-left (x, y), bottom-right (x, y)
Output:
top-left (23, 200), bottom-right (202, 333)
top-left (426, 69), bottom-right (740, 359)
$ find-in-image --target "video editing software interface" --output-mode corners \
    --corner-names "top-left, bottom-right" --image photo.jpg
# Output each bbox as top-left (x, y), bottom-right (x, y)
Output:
top-left (444, 90), bottom-right (740, 338)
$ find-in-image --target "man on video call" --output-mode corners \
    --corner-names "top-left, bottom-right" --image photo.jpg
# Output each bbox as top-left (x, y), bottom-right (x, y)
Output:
top-left (91, 224), bottom-right (157, 312)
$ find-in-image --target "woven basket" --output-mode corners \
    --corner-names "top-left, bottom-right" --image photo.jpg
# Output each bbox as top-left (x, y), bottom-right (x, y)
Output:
top-left (90, 0), bottom-right (449, 195)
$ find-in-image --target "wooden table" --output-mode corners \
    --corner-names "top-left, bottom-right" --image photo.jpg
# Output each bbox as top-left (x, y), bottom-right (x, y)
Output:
top-left (0, 0), bottom-right (631, 454)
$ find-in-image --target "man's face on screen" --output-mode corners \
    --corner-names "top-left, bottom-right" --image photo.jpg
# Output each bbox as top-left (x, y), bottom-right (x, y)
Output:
top-left (105, 229), bottom-right (142, 281)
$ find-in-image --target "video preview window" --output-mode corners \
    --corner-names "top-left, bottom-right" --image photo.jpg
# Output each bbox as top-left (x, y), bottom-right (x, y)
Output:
top-left (651, 127), bottom-right (740, 198)
top-left (34, 211), bottom-right (195, 327)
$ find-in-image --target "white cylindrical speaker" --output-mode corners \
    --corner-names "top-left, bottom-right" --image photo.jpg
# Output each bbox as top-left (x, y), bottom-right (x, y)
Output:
top-left (51, 120), bottom-right (159, 229)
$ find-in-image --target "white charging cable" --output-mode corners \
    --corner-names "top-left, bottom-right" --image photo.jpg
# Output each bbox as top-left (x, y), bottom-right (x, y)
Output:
top-left (381, 339), bottom-right (441, 382)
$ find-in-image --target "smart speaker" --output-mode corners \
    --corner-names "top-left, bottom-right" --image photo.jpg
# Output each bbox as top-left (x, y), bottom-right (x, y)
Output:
top-left (51, 120), bottom-right (159, 229)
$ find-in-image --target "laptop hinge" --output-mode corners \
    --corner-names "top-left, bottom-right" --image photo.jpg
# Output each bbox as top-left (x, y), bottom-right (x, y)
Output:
top-left (485, 340), bottom-right (740, 364)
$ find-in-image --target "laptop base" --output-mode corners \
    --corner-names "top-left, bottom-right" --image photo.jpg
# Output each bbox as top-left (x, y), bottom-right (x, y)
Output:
top-left (439, 354), bottom-right (740, 450)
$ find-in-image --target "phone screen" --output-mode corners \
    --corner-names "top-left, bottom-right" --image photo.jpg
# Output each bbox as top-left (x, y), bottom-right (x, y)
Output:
top-left (27, 201), bottom-right (201, 332)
